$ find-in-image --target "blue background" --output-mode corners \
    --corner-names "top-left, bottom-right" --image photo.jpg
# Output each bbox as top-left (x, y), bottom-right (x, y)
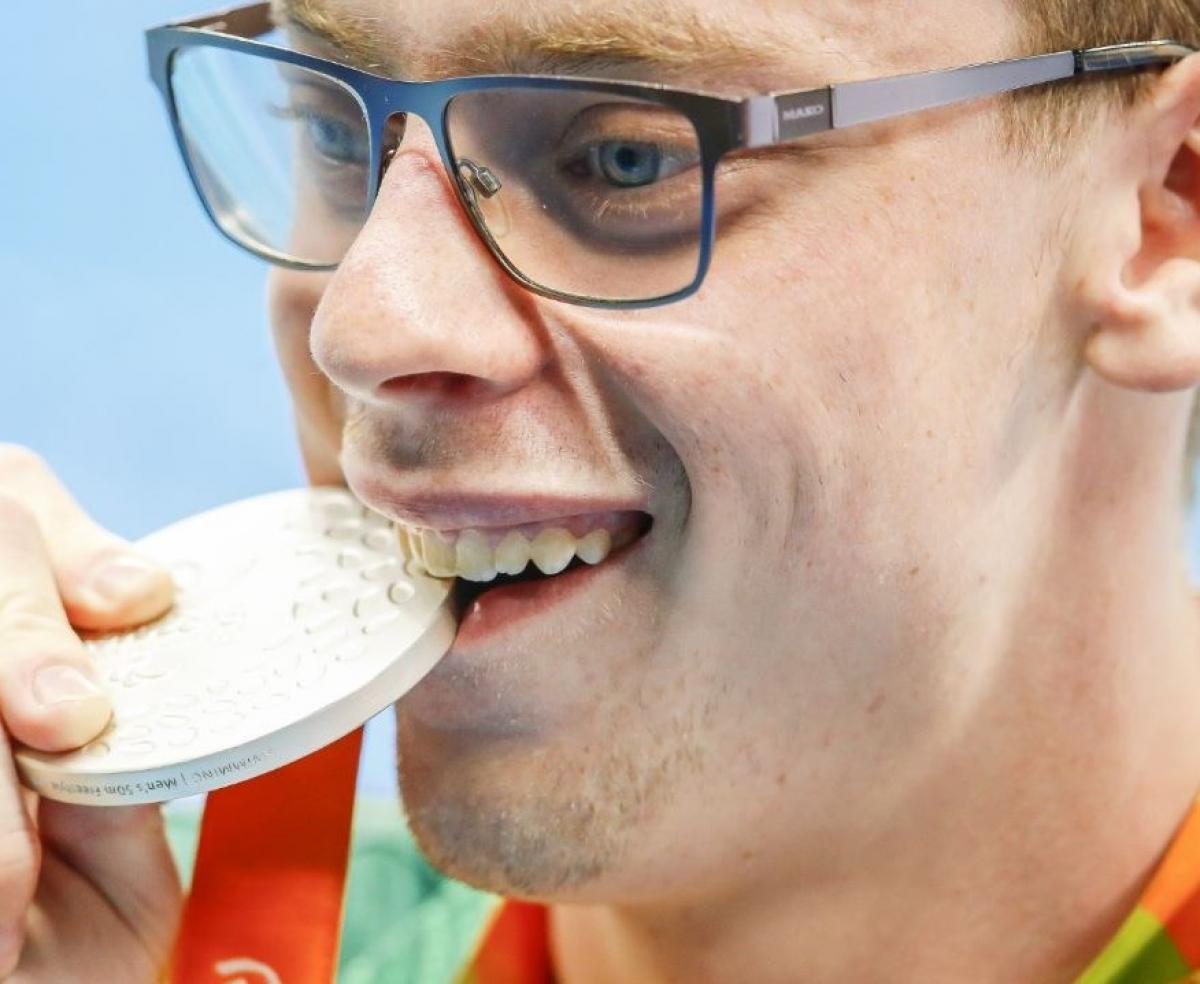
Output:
top-left (0, 1), bottom-right (400, 798)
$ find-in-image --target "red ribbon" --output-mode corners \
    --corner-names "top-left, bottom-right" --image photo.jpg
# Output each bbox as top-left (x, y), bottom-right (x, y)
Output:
top-left (168, 727), bottom-right (363, 983)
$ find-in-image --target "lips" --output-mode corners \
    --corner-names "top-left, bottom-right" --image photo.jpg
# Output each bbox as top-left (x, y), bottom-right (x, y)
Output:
top-left (347, 473), bottom-right (655, 644)
top-left (350, 479), bottom-right (652, 531)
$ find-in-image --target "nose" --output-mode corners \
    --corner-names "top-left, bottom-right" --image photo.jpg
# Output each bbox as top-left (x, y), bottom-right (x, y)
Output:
top-left (310, 119), bottom-right (548, 407)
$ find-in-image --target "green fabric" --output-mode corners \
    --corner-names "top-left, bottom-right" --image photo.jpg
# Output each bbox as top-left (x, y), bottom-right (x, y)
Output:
top-left (1075, 908), bottom-right (1191, 984)
top-left (163, 797), bottom-right (500, 983)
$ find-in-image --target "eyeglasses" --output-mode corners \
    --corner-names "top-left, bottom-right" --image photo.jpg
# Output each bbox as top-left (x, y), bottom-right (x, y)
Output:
top-left (146, 3), bottom-right (1194, 309)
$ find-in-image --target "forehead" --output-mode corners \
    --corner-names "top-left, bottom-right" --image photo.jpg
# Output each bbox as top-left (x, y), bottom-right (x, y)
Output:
top-left (276, 0), bottom-right (1018, 90)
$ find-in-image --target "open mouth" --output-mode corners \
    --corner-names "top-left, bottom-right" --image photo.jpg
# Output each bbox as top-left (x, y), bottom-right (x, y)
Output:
top-left (452, 551), bottom-right (591, 612)
top-left (395, 511), bottom-right (654, 623)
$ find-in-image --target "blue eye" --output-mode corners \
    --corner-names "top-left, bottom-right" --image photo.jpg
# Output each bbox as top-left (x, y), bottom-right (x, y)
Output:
top-left (593, 141), bottom-right (663, 188)
top-left (302, 112), bottom-right (368, 165)
top-left (563, 140), bottom-right (698, 191)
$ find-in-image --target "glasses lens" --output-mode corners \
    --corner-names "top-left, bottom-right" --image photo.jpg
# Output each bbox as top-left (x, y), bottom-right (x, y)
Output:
top-left (446, 87), bottom-right (706, 304)
top-left (170, 46), bottom-right (370, 266)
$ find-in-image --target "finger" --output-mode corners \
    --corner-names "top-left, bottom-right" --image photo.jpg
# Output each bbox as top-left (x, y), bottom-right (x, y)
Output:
top-left (0, 493), bottom-right (112, 751)
top-left (0, 726), bottom-right (40, 976)
top-left (20, 787), bottom-right (37, 827)
top-left (0, 445), bottom-right (173, 632)
top-left (36, 799), bottom-right (183, 962)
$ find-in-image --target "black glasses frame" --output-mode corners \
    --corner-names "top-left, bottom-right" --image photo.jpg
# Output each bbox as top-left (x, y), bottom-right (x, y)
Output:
top-left (147, 2), bottom-right (1197, 309)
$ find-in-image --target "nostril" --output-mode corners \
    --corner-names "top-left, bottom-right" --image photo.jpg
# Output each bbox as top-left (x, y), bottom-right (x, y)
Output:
top-left (378, 371), bottom-right (494, 402)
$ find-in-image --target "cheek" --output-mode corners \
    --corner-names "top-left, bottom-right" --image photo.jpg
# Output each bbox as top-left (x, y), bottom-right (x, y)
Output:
top-left (560, 131), bottom-right (1067, 734)
top-left (710, 133), bottom-right (1062, 544)
top-left (267, 268), bottom-right (346, 479)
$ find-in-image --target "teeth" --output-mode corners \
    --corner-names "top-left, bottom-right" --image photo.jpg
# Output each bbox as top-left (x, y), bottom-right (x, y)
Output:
top-left (400, 525), bottom-right (425, 574)
top-left (455, 529), bottom-right (497, 582)
top-left (495, 531), bottom-right (532, 575)
top-left (576, 529), bottom-right (612, 565)
top-left (396, 520), bottom-right (626, 582)
top-left (530, 528), bottom-right (575, 575)
top-left (422, 532), bottom-right (457, 578)
top-left (395, 525), bottom-right (413, 560)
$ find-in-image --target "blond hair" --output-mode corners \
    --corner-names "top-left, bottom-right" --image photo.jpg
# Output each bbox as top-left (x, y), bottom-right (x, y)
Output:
top-left (1009, 2), bottom-right (1198, 144)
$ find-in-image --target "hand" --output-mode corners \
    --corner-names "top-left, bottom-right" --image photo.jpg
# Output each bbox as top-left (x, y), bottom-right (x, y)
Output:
top-left (0, 445), bottom-right (182, 982)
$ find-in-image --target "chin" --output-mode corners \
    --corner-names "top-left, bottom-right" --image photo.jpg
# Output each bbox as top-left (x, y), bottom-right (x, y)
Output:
top-left (393, 700), bottom-right (641, 901)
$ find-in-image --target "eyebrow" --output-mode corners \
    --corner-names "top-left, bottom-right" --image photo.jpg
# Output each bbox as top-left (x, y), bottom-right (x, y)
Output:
top-left (272, 0), bottom-right (807, 89)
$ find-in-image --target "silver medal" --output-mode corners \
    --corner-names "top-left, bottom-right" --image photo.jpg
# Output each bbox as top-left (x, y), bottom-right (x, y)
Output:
top-left (15, 488), bottom-right (454, 806)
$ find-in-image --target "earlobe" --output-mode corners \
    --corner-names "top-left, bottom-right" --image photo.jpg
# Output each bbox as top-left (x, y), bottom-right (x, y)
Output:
top-left (1082, 57), bottom-right (1200, 394)
top-left (1086, 258), bottom-right (1200, 392)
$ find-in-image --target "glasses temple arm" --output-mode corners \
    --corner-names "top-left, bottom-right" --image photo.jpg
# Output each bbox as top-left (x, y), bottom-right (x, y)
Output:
top-left (743, 40), bottom-right (1198, 148)
top-left (166, 1), bottom-right (274, 38)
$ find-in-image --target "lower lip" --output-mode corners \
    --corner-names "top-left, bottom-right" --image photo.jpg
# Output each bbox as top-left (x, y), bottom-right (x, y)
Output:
top-left (450, 536), bottom-right (646, 649)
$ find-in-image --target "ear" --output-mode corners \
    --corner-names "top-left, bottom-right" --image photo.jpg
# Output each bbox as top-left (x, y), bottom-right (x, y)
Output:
top-left (1082, 53), bottom-right (1200, 393)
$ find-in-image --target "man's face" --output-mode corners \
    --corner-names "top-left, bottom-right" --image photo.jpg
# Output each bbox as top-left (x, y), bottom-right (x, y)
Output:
top-left (268, 0), bottom-right (1087, 901)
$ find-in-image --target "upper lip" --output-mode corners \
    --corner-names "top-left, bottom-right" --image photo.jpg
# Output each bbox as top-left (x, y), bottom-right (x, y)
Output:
top-left (351, 476), bottom-right (651, 532)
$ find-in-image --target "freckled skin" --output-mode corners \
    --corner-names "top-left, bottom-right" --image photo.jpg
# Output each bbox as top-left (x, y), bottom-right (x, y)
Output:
top-left (265, 0), bottom-right (1200, 980)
